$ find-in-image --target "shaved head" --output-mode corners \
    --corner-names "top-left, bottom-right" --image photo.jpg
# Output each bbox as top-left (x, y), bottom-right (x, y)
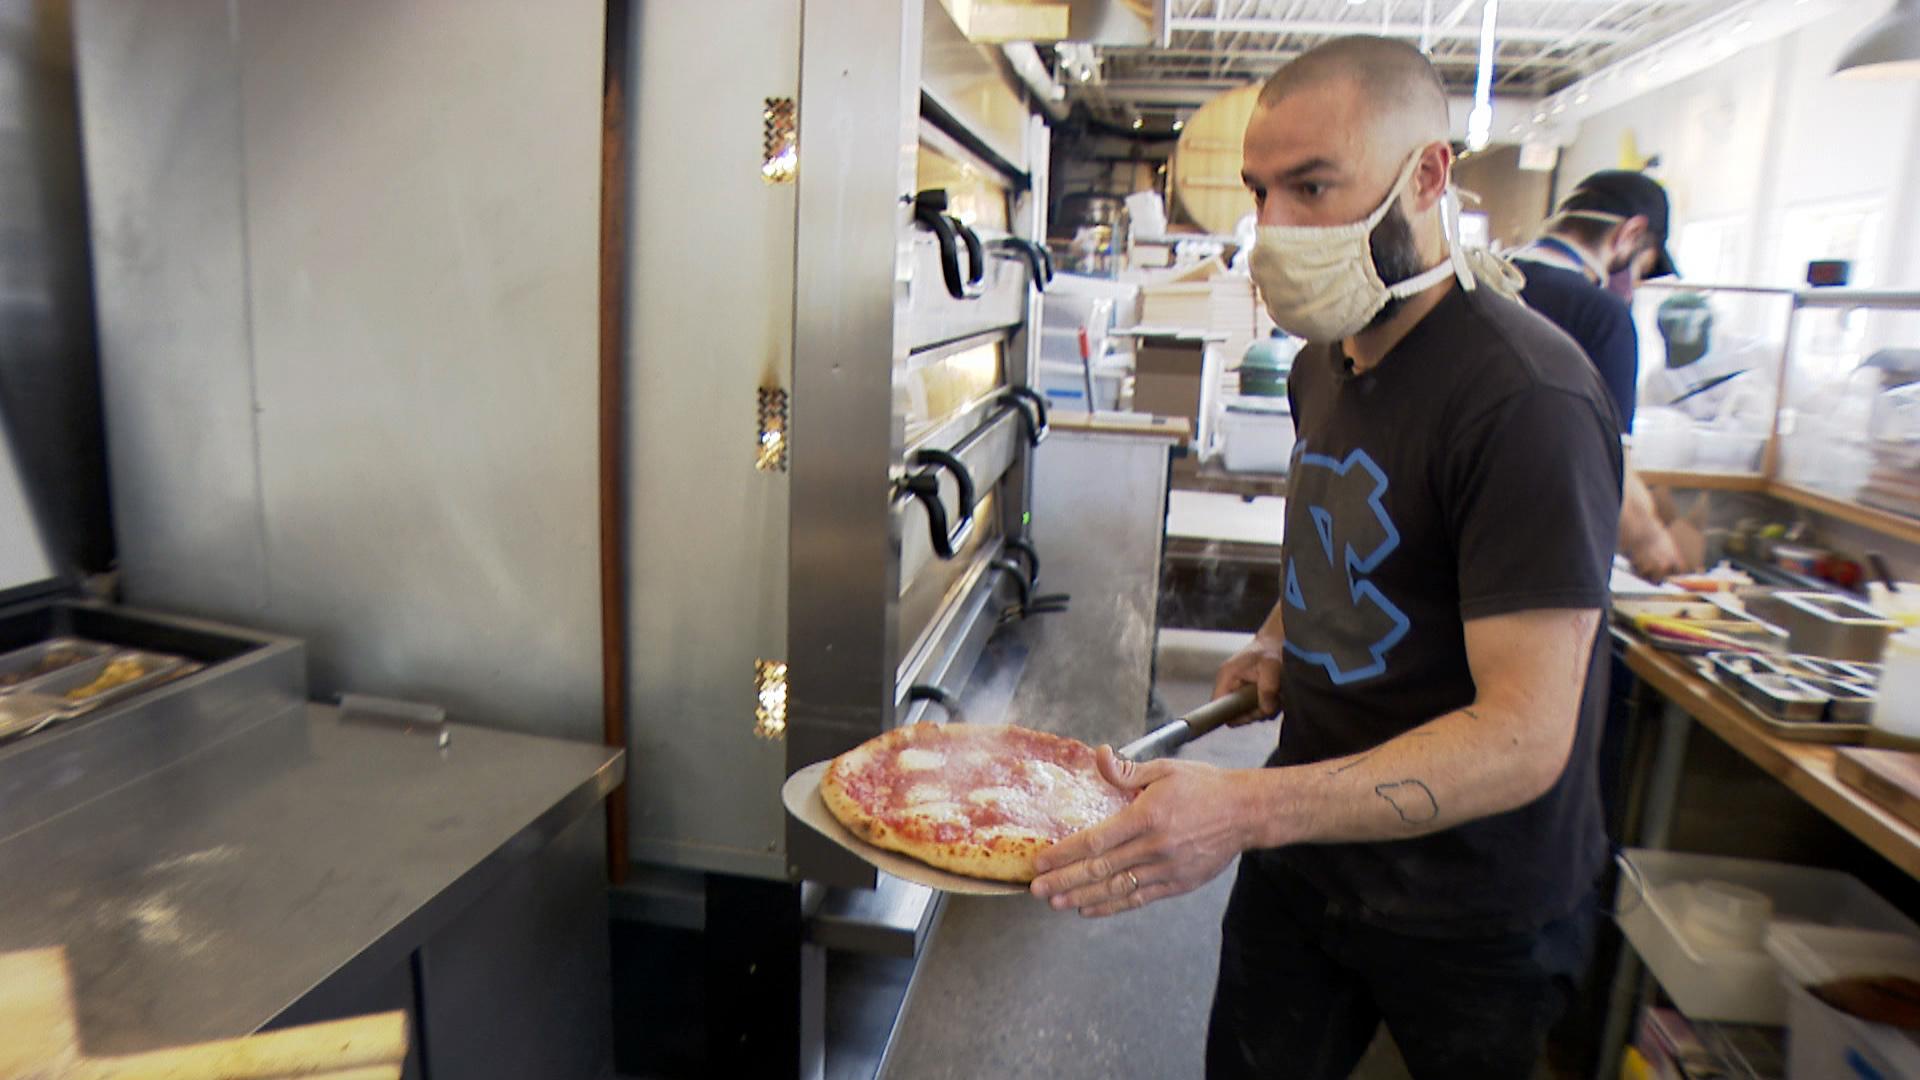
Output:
top-left (1258, 36), bottom-right (1449, 162)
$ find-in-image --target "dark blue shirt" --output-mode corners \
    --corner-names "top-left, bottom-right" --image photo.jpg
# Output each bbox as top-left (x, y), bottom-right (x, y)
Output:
top-left (1515, 257), bottom-right (1637, 433)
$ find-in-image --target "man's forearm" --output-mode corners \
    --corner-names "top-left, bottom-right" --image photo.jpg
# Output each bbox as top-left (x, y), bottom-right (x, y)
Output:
top-left (1232, 700), bottom-right (1578, 848)
top-left (1255, 600), bottom-right (1287, 645)
top-left (1618, 470), bottom-right (1663, 553)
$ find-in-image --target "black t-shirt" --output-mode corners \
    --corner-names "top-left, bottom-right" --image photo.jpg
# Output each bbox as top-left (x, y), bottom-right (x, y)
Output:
top-left (1269, 283), bottom-right (1622, 938)
top-left (1514, 257), bottom-right (1638, 432)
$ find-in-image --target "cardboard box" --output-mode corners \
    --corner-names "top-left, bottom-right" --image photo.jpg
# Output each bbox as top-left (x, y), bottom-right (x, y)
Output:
top-left (1132, 336), bottom-right (1206, 423)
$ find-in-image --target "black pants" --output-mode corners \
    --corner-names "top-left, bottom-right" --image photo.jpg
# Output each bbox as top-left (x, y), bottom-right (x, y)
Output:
top-left (1205, 854), bottom-right (1596, 1080)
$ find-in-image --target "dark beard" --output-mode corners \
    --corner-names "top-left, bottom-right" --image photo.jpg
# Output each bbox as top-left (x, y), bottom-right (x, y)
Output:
top-left (1365, 201), bottom-right (1430, 330)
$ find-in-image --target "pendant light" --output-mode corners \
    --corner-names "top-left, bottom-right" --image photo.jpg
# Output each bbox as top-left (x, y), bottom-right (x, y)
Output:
top-left (1835, 0), bottom-right (1920, 79)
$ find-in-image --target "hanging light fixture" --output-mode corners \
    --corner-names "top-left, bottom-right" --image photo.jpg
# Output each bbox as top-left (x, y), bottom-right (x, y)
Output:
top-left (1466, 0), bottom-right (1498, 151)
top-left (1835, 0), bottom-right (1920, 79)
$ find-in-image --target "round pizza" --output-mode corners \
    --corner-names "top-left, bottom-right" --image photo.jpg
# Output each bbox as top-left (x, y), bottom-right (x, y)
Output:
top-left (819, 722), bottom-right (1133, 883)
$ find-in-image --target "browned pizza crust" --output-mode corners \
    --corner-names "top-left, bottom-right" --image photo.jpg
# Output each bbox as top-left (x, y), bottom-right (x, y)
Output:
top-left (817, 722), bottom-right (1119, 884)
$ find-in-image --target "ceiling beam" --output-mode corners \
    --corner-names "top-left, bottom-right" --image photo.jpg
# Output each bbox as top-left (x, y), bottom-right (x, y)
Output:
top-left (1165, 16), bottom-right (1629, 44)
top-left (1106, 47), bottom-right (1584, 69)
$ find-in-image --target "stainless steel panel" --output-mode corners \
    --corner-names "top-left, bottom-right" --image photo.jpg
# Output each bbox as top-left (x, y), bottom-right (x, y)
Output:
top-left (415, 811), bottom-right (613, 1080)
top-left (0, 408), bottom-right (57, 595)
top-left (895, 547), bottom-right (1013, 713)
top-left (805, 872), bottom-right (942, 958)
top-left (0, 703), bottom-right (621, 1057)
top-left (1015, 430), bottom-right (1172, 737)
top-left (624, 0), bottom-right (798, 877)
top-left (895, 410), bottom-right (1021, 588)
top-left (786, 0), bottom-right (925, 887)
top-left (0, 0), bottom-right (112, 573)
top-left (236, 0), bottom-right (604, 739)
top-left (76, 1), bottom-right (607, 740)
top-left (73, 0), bottom-right (270, 611)
top-left (897, 500), bottom-right (1003, 674)
top-left (902, 231), bottom-right (1030, 352)
top-left (919, 0), bottom-right (1028, 174)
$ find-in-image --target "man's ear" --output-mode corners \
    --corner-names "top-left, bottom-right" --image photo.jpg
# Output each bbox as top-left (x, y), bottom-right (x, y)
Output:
top-left (1614, 215), bottom-right (1651, 256)
top-left (1407, 141), bottom-right (1453, 213)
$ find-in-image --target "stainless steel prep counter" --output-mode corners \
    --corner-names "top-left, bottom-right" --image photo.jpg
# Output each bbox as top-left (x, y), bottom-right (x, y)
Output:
top-left (0, 702), bottom-right (624, 1078)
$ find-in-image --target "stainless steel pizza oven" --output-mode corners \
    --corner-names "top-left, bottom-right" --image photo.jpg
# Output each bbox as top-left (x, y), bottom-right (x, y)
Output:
top-left (622, 0), bottom-right (1054, 889)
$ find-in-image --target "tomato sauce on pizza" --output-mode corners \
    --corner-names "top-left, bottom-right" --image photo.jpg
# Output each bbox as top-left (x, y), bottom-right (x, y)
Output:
top-left (819, 722), bottom-right (1132, 883)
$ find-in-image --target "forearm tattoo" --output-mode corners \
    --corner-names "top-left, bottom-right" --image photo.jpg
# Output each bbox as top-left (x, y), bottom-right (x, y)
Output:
top-left (1375, 780), bottom-right (1439, 825)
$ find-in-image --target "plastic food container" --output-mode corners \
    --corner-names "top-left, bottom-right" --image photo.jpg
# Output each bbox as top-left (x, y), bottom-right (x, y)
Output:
top-left (1876, 631), bottom-right (1920, 740)
top-left (1616, 850), bottom-right (1919, 1024)
top-left (1681, 881), bottom-right (1773, 952)
top-left (0, 638), bottom-right (114, 691)
top-left (1218, 397), bottom-right (1294, 474)
top-left (1693, 428), bottom-right (1767, 472)
top-left (1767, 924), bottom-right (1920, 1079)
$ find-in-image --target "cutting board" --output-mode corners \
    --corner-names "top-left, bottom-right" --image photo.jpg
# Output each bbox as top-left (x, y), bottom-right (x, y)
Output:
top-left (1836, 747), bottom-right (1920, 831)
top-left (0, 945), bottom-right (407, 1079)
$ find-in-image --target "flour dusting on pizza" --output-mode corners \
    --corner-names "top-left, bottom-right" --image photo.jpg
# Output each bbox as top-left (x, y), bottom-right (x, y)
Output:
top-left (819, 723), bottom-right (1133, 883)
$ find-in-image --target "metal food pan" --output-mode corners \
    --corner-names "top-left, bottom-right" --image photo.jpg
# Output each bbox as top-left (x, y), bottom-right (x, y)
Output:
top-left (0, 693), bottom-right (65, 743)
top-left (1730, 672), bottom-right (1828, 724)
top-left (1709, 652), bottom-right (1782, 681)
top-left (1791, 675), bottom-right (1877, 725)
top-left (12, 650), bottom-right (187, 712)
top-left (0, 638), bottom-right (115, 692)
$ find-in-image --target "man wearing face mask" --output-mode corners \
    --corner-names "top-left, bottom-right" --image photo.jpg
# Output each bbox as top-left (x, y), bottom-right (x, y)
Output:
top-left (1512, 171), bottom-right (1694, 583)
top-left (1029, 36), bottom-right (1620, 1079)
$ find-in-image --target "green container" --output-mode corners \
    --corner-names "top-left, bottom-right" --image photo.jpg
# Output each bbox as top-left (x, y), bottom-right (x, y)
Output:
top-left (1240, 338), bottom-right (1293, 397)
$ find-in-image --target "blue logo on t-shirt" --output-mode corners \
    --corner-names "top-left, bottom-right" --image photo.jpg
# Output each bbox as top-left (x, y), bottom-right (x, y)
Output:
top-left (1282, 448), bottom-right (1410, 685)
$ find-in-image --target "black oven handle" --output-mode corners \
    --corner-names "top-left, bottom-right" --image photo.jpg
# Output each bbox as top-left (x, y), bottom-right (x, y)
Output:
top-left (993, 237), bottom-right (1053, 290)
top-left (906, 683), bottom-right (963, 721)
top-left (1004, 536), bottom-right (1040, 589)
top-left (999, 385), bottom-right (1049, 447)
top-left (988, 558), bottom-right (1033, 611)
top-left (900, 447), bottom-right (976, 560)
top-left (913, 190), bottom-right (970, 300)
top-left (954, 218), bottom-right (986, 287)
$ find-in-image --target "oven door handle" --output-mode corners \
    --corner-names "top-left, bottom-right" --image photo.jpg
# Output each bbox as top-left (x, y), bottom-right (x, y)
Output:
top-left (954, 218), bottom-right (986, 288)
top-left (1003, 536), bottom-right (1040, 590)
top-left (913, 190), bottom-right (978, 301)
top-left (993, 237), bottom-right (1052, 290)
top-left (906, 683), bottom-right (963, 721)
top-left (987, 558), bottom-right (1033, 611)
top-left (899, 448), bottom-right (976, 560)
top-left (999, 386), bottom-right (1049, 447)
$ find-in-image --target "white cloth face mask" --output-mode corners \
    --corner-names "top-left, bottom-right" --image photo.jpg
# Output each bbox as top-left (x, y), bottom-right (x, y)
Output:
top-left (1248, 149), bottom-right (1477, 344)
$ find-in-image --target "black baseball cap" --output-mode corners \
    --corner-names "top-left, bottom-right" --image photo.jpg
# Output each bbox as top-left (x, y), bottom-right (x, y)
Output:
top-left (1558, 170), bottom-right (1678, 279)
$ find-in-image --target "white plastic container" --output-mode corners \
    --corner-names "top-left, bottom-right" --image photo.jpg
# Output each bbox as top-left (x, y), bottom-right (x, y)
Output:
top-left (1218, 397), bottom-right (1294, 474)
top-left (1616, 849), bottom-right (1919, 1024)
top-left (1874, 631), bottom-right (1920, 740)
top-left (1767, 924), bottom-right (1920, 1079)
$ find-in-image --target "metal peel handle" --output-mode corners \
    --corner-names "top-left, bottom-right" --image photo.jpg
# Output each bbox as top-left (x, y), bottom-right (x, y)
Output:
top-left (1119, 685), bottom-right (1264, 762)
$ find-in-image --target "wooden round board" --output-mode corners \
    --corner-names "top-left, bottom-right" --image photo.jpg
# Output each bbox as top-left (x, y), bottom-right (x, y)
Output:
top-left (781, 760), bottom-right (1026, 897)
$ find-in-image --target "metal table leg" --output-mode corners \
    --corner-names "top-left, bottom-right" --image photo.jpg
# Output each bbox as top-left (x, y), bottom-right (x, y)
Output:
top-left (1595, 695), bottom-right (1693, 1080)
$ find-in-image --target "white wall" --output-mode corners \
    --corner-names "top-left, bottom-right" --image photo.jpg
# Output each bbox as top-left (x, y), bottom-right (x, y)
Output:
top-left (1558, 5), bottom-right (1920, 288)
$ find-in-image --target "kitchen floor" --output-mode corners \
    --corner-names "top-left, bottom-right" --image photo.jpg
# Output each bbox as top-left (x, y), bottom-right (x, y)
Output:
top-left (875, 671), bottom-right (1415, 1080)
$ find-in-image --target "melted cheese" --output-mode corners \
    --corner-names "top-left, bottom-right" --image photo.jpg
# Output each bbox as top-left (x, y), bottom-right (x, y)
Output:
top-left (898, 748), bottom-right (946, 771)
top-left (905, 801), bottom-right (967, 826)
top-left (966, 786), bottom-right (1022, 806)
top-left (978, 824), bottom-right (1046, 843)
top-left (905, 783), bottom-right (948, 805)
top-left (1023, 760), bottom-right (1074, 791)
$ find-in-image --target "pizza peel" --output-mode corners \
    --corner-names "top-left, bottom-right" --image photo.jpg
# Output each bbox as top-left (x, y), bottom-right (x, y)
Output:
top-left (781, 685), bottom-right (1263, 895)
